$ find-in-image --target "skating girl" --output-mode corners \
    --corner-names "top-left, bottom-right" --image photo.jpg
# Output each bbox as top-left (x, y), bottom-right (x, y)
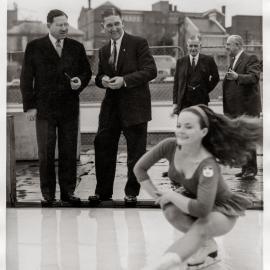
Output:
top-left (134, 104), bottom-right (262, 270)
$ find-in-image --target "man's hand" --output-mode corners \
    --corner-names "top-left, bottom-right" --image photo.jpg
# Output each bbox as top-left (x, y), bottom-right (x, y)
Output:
top-left (26, 109), bottom-right (37, 121)
top-left (101, 75), bottom-right (111, 88)
top-left (70, 77), bottom-right (81, 90)
top-left (226, 69), bottom-right (238, 80)
top-left (107, 76), bottom-right (124, 89)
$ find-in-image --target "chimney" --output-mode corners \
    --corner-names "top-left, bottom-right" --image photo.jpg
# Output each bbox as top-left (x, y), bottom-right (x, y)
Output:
top-left (222, 5), bottom-right (226, 15)
top-left (174, 5), bottom-right (177, 12)
top-left (88, 0), bottom-right (91, 9)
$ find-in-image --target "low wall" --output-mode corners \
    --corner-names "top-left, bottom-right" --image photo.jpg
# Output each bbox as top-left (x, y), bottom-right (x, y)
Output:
top-left (7, 101), bottom-right (223, 160)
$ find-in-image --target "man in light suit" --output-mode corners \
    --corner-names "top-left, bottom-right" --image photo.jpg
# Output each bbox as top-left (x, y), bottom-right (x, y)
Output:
top-left (89, 7), bottom-right (157, 205)
top-left (172, 36), bottom-right (219, 115)
top-left (223, 34), bottom-right (261, 179)
top-left (20, 9), bottom-right (92, 205)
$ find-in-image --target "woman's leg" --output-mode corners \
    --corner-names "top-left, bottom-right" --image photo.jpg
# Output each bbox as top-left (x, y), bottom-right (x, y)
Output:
top-left (162, 203), bottom-right (196, 233)
top-left (162, 203), bottom-right (196, 232)
top-left (166, 211), bottom-right (237, 261)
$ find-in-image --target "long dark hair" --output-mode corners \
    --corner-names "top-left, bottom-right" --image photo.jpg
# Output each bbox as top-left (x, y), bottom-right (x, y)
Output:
top-left (184, 105), bottom-right (262, 167)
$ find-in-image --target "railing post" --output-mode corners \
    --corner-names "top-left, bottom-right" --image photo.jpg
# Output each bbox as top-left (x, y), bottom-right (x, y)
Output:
top-left (6, 114), bottom-right (17, 206)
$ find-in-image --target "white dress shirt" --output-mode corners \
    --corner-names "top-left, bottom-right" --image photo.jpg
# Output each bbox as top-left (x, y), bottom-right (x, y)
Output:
top-left (49, 33), bottom-right (64, 51)
top-left (110, 31), bottom-right (124, 66)
top-left (232, 49), bottom-right (244, 69)
top-left (189, 53), bottom-right (199, 66)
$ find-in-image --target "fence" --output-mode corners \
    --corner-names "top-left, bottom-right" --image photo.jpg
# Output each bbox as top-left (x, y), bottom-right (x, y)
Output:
top-left (7, 44), bottom-right (263, 104)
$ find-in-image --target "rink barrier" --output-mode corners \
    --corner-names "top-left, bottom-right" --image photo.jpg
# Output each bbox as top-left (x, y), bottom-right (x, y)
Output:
top-left (13, 199), bottom-right (263, 210)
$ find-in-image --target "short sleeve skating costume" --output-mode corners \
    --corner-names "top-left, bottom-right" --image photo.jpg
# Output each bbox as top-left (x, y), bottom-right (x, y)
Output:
top-left (135, 138), bottom-right (252, 218)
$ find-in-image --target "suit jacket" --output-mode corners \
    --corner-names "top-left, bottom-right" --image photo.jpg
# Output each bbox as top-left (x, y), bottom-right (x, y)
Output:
top-left (223, 52), bottom-right (261, 117)
top-left (20, 35), bottom-right (92, 119)
top-left (173, 54), bottom-right (219, 113)
top-left (95, 32), bottom-right (157, 127)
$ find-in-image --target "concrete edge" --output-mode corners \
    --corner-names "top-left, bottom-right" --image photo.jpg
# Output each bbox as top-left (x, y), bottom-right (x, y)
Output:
top-left (9, 199), bottom-right (263, 210)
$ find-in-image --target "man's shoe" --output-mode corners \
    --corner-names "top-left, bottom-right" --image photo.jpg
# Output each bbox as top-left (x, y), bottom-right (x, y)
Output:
top-left (88, 194), bottom-right (101, 206)
top-left (61, 194), bottom-right (81, 205)
top-left (235, 171), bottom-right (244, 177)
top-left (124, 195), bottom-right (137, 207)
top-left (241, 170), bottom-right (257, 179)
top-left (41, 196), bottom-right (56, 207)
top-left (88, 194), bottom-right (112, 206)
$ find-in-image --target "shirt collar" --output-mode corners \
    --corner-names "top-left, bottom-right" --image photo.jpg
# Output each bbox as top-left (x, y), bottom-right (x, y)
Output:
top-left (234, 49), bottom-right (244, 62)
top-left (110, 31), bottom-right (124, 47)
top-left (189, 53), bottom-right (199, 64)
top-left (49, 33), bottom-right (64, 47)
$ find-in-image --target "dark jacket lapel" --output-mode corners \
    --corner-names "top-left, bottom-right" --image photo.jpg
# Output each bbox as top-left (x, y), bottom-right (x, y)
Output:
top-left (233, 51), bottom-right (245, 71)
top-left (42, 35), bottom-right (61, 60)
top-left (116, 32), bottom-right (128, 73)
top-left (184, 55), bottom-right (189, 77)
top-left (103, 41), bottom-right (111, 61)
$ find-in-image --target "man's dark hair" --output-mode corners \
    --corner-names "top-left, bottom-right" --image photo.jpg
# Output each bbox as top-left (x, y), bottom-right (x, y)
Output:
top-left (47, 9), bottom-right (68, 23)
top-left (101, 7), bottom-right (122, 20)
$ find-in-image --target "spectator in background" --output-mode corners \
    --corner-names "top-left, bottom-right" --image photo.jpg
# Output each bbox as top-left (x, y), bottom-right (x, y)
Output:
top-left (88, 7), bottom-right (157, 206)
top-left (172, 36), bottom-right (219, 115)
top-left (223, 34), bottom-right (261, 179)
top-left (20, 9), bottom-right (92, 205)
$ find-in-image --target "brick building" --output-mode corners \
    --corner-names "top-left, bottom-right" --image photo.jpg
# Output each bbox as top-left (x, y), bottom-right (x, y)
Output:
top-left (228, 15), bottom-right (262, 45)
top-left (78, 1), bottom-right (228, 73)
top-left (78, 1), bottom-right (227, 51)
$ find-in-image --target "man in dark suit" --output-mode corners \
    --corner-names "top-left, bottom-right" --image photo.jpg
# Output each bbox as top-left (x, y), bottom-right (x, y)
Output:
top-left (223, 34), bottom-right (261, 179)
top-left (88, 8), bottom-right (157, 205)
top-left (20, 9), bottom-right (92, 205)
top-left (172, 36), bottom-right (219, 115)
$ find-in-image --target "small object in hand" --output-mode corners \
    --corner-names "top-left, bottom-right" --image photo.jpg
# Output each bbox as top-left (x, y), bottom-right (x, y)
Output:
top-left (64, 72), bottom-right (72, 80)
top-left (65, 73), bottom-right (79, 84)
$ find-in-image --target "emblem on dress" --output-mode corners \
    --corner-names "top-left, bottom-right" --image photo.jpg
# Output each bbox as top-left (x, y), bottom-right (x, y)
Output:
top-left (203, 166), bottom-right (214, 177)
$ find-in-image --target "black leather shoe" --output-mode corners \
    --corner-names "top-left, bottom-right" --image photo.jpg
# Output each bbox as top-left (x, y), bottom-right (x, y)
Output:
top-left (88, 195), bottom-right (112, 206)
top-left (162, 171), bottom-right (168, 177)
top-left (241, 170), bottom-right (257, 179)
top-left (61, 194), bottom-right (81, 205)
top-left (41, 197), bottom-right (56, 207)
top-left (235, 171), bottom-right (244, 177)
top-left (88, 195), bottom-right (101, 206)
top-left (124, 195), bottom-right (137, 207)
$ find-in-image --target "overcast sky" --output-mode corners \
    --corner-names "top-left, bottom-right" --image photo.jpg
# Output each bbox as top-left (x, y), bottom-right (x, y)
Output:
top-left (7, 0), bottom-right (263, 28)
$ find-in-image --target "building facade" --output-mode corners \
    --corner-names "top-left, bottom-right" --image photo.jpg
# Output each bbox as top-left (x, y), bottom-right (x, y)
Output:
top-left (78, 1), bottom-right (229, 73)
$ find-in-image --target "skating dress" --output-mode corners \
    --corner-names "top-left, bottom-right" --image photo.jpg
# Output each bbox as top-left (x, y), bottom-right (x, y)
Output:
top-left (134, 138), bottom-right (252, 217)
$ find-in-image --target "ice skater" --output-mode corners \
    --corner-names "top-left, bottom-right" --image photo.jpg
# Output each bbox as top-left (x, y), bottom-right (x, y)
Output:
top-left (134, 104), bottom-right (262, 270)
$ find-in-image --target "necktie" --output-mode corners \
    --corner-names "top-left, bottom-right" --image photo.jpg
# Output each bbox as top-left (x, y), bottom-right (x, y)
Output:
top-left (109, 40), bottom-right (117, 71)
top-left (55, 39), bottom-right (62, 57)
top-left (229, 56), bottom-right (235, 70)
top-left (192, 57), bottom-right (196, 70)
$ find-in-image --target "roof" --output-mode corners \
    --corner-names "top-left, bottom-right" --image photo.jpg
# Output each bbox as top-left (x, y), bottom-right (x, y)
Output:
top-left (179, 11), bottom-right (203, 17)
top-left (189, 17), bottom-right (225, 34)
top-left (202, 9), bottom-right (224, 17)
top-left (7, 21), bottom-right (84, 36)
top-left (95, 1), bottom-right (118, 10)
